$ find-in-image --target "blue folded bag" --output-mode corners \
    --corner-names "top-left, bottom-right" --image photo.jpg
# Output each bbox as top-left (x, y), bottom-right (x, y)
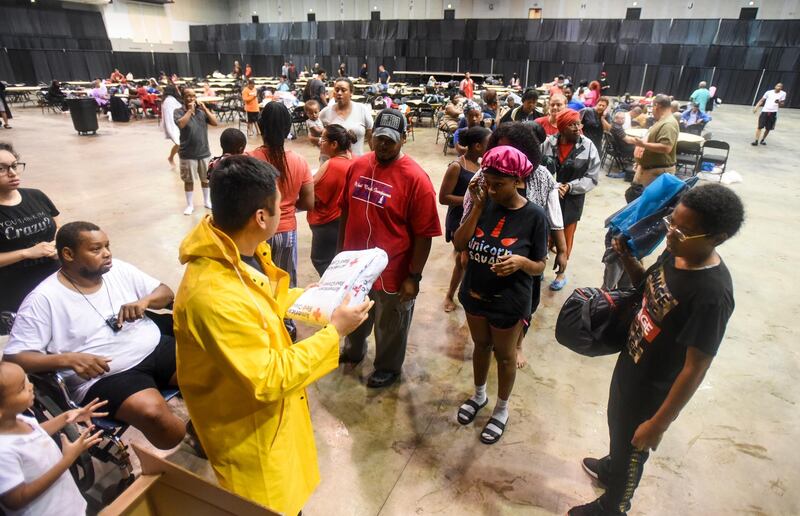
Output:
top-left (605, 175), bottom-right (698, 259)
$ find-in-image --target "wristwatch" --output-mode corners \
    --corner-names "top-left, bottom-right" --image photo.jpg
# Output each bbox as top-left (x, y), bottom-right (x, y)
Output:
top-left (408, 272), bottom-right (423, 283)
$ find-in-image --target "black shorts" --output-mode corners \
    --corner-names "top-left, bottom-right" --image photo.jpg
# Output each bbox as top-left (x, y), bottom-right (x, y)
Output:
top-left (83, 335), bottom-right (176, 416)
top-left (758, 111), bottom-right (777, 130)
top-left (459, 291), bottom-right (528, 330)
top-left (247, 111), bottom-right (259, 123)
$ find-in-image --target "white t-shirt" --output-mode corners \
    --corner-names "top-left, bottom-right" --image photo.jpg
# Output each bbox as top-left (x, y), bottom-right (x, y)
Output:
top-left (761, 90), bottom-right (786, 113)
top-left (0, 415), bottom-right (86, 516)
top-left (318, 102), bottom-right (374, 156)
top-left (5, 259), bottom-right (162, 402)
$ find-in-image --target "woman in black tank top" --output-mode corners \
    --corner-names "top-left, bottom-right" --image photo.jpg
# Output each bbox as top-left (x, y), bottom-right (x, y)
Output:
top-left (438, 126), bottom-right (491, 312)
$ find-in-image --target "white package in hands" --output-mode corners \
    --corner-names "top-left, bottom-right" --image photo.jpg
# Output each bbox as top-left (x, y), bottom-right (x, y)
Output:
top-left (287, 248), bottom-right (388, 326)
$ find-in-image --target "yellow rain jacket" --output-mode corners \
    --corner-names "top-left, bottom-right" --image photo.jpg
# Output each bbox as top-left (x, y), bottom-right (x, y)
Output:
top-left (173, 215), bottom-right (339, 515)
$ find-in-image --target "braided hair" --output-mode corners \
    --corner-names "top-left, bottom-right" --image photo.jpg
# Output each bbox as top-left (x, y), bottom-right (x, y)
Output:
top-left (256, 102), bottom-right (291, 178)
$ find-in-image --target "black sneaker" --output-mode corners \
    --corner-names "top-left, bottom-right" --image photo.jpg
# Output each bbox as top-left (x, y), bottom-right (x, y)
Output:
top-left (581, 456), bottom-right (609, 487)
top-left (366, 370), bottom-right (399, 388)
top-left (751, 141), bottom-right (759, 146)
top-left (568, 499), bottom-right (625, 516)
top-left (760, 140), bottom-right (767, 145)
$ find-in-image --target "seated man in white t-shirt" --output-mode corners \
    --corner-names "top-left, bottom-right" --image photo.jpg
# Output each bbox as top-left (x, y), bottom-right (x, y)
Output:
top-left (4, 221), bottom-right (185, 450)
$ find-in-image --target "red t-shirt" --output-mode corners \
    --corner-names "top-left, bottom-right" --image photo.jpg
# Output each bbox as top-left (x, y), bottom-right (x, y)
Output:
top-left (247, 147), bottom-right (312, 233)
top-left (339, 153), bottom-right (442, 292)
top-left (308, 155), bottom-right (352, 226)
top-left (535, 116), bottom-right (559, 136)
top-left (558, 141), bottom-right (576, 163)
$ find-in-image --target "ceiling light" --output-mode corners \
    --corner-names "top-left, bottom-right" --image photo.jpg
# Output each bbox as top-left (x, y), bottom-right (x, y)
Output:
top-left (309, 8), bottom-right (313, 12)
top-left (447, 3), bottom-right (452, 8)
top-left (373, 5), bottom-right (378, 9)
top-left (749, 0), bottom-right (754, 4)
top-left (632, 1), bottom-right (637, 5)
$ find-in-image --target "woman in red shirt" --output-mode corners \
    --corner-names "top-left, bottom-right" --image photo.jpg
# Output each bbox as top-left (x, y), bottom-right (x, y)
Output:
top-left (249, 102), bottom-right (314, 288)
top-left (534, 94), bottom-right (566, 136)
top-left (308, 124), bottom-right (356, 276)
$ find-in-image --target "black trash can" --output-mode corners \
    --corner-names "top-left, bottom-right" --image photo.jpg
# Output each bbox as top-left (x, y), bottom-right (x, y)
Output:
top-left (110, 95), bottom-right (130, 122)
top-left (67, 98), bottom-right (99, 135)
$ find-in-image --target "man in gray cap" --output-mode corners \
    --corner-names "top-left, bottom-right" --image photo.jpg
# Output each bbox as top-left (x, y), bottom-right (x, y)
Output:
top-left (338, 109), bottom-right (442, 388)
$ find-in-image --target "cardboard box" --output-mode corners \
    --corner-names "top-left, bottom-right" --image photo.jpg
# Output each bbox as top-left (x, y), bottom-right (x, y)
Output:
top-left (99, 444), bottom-right (280, 516)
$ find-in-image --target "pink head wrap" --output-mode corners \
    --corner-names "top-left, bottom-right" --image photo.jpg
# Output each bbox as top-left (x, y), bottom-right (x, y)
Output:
top-left (481, 145), bottom-right (533, 179)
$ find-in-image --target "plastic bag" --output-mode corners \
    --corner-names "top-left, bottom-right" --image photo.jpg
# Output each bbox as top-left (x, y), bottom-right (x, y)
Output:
top-left (605, 175), bottom-right (698, 259)
top-left (287, 248), bottom-right (388, 326)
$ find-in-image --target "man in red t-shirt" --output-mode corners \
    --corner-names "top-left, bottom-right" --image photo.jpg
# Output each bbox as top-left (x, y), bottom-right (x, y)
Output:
top-left (338, 109), bottom-right (442, 388)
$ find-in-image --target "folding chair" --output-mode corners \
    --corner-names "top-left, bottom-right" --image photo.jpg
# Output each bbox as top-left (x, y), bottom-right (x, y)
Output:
top-left (676, 140), bottom-right (703, 177)
top-left (698, 140), bottom-right (730, 181)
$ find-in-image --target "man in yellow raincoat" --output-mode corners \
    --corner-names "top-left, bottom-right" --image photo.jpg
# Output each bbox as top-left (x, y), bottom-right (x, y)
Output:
top-left (173, 155), bottom-right (371, 515)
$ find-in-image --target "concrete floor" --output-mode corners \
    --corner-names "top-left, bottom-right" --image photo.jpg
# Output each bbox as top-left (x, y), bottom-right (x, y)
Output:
top-left (2, 104), bottom-right (798, 515)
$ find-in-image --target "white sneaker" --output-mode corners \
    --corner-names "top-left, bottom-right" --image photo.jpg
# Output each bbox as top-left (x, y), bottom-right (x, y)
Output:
top-left (204, 202), bottom-right (212, 210)
top-left (183, 206), bottom-right (194, 216)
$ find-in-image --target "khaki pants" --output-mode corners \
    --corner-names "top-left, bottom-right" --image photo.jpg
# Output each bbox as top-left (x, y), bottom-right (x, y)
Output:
top-left (633, 164), bottom-right (676, 188)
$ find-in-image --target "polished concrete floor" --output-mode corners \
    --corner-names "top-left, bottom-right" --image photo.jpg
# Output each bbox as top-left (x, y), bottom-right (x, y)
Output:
top-left (2, 104), bottom-right (798, 515)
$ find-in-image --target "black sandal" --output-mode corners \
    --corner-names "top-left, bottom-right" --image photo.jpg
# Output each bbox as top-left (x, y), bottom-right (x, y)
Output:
top-left (479, 417), bottom-right (507, 445)
top-left (457, 398), bottom-right (488, 425)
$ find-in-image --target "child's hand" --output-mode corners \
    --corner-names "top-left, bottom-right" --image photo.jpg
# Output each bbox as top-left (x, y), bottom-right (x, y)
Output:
top-left (64, 399), bottom-right (109, 427)
top-left (60, 427), bottom-right (103, 463)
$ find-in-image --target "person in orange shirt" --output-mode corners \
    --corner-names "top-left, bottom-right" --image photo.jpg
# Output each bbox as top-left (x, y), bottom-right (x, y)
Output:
top-left (242, 79), bottom-right (260, 136)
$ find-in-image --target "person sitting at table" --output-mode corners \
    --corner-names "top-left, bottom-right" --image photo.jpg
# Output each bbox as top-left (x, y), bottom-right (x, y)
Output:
top-left (534, 93), bottom-right (566, 136)
top-left (47, 80), bottom-right (68, 112)
top-left (147, 78), bottom-right (160, 94)
top-left (679, 102), bottom-right (711, 134)
top-left (610, 111), bottom-right (636, 160)
top-left (277, 75), bottom-right (291, 92)
top-left (360, 63), bottom-right (369, 81)
top-left (509, 72), bottom-right (522, 90)
top-left (134, 82), bottom-right (159, 117)
top-left (629, 106), bottom-right (651, 128)
top-left (640, 90), bottom-right (655, 106)
top-left (427, 76), bottom-right (437, 89)
top-left (440, 93), bottom-right (464, 133)
top-left (617, 92), bottom-right (635, 111)
top-left (89, 80), bottom-right (109, 112)
top-left (454, 104), bottom-right (484, 155)
top-left (201, 82), bottom-right (215, 97)
top-left (481, 90), bottom-right (499, 129)
top-left (548, 75), bottom-right (565, 96)
top-left (244, 63), bottom-right (252, 78)
top-left (499, 88), bottom-right (542, 125)
top-left (109, 68), bottom-right (125, 83)
top-left (338, 63), bottom-right (347, 78)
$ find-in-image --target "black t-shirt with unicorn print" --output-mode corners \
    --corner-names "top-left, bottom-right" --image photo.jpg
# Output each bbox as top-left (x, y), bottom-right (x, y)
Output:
top-left (459, 199), bottom-right (548, 319)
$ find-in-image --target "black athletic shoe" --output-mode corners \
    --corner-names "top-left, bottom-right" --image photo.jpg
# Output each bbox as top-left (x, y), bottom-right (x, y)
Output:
top-left (760, 140), bottom-right (767, 145)
top-left (568, 499), bottom-right (626, 516)
top-left (581, 456), bottom-right (609, 487)
top-left (366, 370), bottom-right (399, 388)
top-left (751, 141), bottom-right (759, 146)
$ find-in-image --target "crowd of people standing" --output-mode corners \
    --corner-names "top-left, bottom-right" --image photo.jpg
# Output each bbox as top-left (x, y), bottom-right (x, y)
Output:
top-left (0, 61), bottom-right (757, 516)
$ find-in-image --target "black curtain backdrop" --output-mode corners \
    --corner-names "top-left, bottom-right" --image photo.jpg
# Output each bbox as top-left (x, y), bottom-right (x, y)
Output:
top-left (3, 14), bottom-right (800, 107)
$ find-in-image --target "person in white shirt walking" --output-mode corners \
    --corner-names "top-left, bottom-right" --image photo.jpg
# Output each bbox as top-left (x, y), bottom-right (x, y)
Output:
top-left (752, 82), bottom-right (786, 146)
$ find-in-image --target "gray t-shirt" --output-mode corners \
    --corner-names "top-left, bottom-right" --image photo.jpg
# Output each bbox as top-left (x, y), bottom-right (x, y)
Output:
top-left (173, 108), bottom-right (211, 160)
